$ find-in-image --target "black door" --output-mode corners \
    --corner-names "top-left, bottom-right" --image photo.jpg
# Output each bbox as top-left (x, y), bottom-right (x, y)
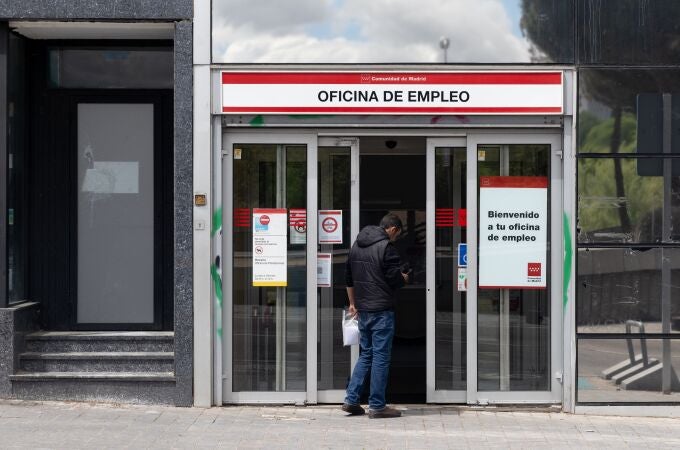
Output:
top-left (29, 89), bottom-right (174, 331)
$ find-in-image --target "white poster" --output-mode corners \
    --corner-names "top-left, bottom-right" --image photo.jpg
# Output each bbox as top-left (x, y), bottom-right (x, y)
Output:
top-left (289, 208), bottom-right (307, 244)
top-left (319, 210), bottom-right (343, 244)
top-left (317, 253), bottom-right (332, 287)
top-left (478, 176), bottom-right (547, 289)
top-left (252, 208), bottom-right (288, 287)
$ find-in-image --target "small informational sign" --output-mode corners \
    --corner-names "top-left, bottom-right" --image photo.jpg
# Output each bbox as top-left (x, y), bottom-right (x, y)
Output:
top-left (317, 253), bottom-right (332, 287)
top-left (478, 176), bottom-right (547, 289)
top-left (319, 210), bottom-right (343, 244)
top-left (457, 243), bottom-right (467, 267)
top-left (252, 208), bottom-right (288, 287)
top-left (457, 267), bottom-right (467, 292)
top-left (289, 208), bottom-right (307, 244)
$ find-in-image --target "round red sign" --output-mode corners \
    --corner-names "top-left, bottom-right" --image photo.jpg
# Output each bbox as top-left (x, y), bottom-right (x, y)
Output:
top-left (259, 215), bottom-right (270, 225)
top-left (322, 217), bottom-right (338, 233)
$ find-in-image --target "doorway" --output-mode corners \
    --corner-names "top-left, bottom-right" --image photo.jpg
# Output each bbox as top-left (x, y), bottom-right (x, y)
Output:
top-left (359, 139), bottom-right (427, 403)
top-left (220, 131), bottom-right (563, 405)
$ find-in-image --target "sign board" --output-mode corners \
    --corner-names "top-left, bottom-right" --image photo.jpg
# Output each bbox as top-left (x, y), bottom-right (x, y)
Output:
top-left (289, 208), bottom-right (307, 244)
top-left (252, 208), bottom-right (288, 287)
top-left (317, 253), bottom-right (332, 287)
top-left (221, 72), bottom-right (563, 115)
top-left (319, 210), bottom-right (343, 244)
top-left (478, 176), bottom-right (547, 289)
top-left (457, 243), bottom-right (467, 267)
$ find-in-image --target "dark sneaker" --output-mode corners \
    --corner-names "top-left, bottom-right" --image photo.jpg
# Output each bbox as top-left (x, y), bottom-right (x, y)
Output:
top-left (341, 403), bottom-right (365, 415)
top-left (368, 406), bottom-right (402, 419)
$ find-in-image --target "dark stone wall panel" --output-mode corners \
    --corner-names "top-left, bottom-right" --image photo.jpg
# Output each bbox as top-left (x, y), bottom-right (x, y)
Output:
top-left (0, 0), bottom-right (192, 20)
top-left (0, 303), bottom-right (40, 397)
top-left (173, 20), bottom-right (193, 407)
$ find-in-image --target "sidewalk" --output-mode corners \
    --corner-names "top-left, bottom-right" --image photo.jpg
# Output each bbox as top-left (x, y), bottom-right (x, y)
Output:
top-left (1, 400), bottom-right (679, 449)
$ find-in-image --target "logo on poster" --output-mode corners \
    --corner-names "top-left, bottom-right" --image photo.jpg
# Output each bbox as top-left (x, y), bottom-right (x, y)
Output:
top-left (255, 214), bottom-right (270, 232)
top-left (527, 262), bottom-right (542, 278)
top-left (322, 217), bottom-right (338, 233)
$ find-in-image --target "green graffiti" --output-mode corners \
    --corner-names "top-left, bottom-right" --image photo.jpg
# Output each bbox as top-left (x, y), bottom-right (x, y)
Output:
top-left (563, 212), bottom-right (573, 310)
top-left (211, 263), bottom-right (223, 307)
top-left (211, 206), bottom-right (222, 237)
top-left (249, 115), bottom-right (264, 127)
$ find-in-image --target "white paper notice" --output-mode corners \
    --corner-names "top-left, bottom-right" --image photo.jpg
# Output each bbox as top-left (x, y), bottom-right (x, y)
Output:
top-left (319, 210), bottom-right (343, 244)
top-left (457, 267), bottom-right (467, 292)
top-left (289, 208), bottom-right (307, 244)
top-left (81, 161), bottom-right (139, 194)
top-left (478, 176), bottom-right (547, 289)
top-left (252, 208), bottom-right (288, 287)
top-left (317, 253), bottom-right (332, 287)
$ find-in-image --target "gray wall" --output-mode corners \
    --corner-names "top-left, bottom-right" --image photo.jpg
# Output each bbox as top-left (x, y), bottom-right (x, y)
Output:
top-left (0, 0), bottom-right (194, 406)
top-left (0, 1), bottom-right (191, 20)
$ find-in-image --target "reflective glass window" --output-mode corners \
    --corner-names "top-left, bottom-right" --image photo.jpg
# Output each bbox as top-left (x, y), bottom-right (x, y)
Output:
top-left (577, 158), bottom-right (680, 244)
top-left (212, 0), bottom-right (574, 63)
top-left (578, 248), bottom-right (680, 334)
top-left (48, 48), bottom-right (173, 89)
top-left (578, 69), bottom-right (680, 155)
top-left (578, 0), bottom-right (680, 65)
top-left (578, 339), bottom-right (680, 403)
top-left (317, 146), bottom-right (351, 390)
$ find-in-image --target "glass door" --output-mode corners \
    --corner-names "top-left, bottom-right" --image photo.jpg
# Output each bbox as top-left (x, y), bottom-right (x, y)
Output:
top-left (427, 138), bottom-right (468, 402)
top-left (466, 133), bottom-right (563, 404)
top-left (316, 138), bottom-right (359, 402)
top-left (222, 133), bottom-right (317, 403)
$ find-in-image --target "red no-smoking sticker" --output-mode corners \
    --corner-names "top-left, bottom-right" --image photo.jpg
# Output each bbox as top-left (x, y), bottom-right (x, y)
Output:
top-left (319, 210), bottom-right (343, 244)
top-left (322, 217), bottom-right (338, 233)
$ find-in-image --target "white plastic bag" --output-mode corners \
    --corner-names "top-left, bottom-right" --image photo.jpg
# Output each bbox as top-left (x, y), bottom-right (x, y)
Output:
top-left (342, 310), bottom-right (360, 346)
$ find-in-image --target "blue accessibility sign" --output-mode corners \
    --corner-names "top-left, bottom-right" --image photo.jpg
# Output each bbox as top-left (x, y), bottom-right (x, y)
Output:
top-left (458, 243), bottom-right (467, 267)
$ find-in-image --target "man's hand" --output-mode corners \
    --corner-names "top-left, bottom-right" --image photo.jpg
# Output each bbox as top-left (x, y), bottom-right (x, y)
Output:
top-left (348, 304), bottom-right (358, 318)
top-left (401, 272), bottom-right (410, 284)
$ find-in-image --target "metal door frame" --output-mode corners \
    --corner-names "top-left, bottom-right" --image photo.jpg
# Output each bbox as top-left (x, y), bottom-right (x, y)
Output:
top-left (220, 130), bottom-right (563, 405)
top-left (316, 137), bottom-right (360, 404)
top-left (426, 137), bottom-right (468, 403)
top-left (222, 132), bottom-right (317, 404)
top-left (466, 131), bottom-right (563, 404)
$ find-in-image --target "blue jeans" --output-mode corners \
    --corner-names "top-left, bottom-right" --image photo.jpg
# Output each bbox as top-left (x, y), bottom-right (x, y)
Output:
top-left (344, 310), bottom-right (395, 410)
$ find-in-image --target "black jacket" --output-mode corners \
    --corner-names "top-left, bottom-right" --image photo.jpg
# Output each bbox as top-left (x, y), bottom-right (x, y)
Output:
top-left (345, 226), bottom-right (405, 312)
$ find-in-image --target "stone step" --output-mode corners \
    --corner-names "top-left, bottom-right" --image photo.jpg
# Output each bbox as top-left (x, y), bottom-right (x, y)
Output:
top-left (10, 372), bottom-right (176, 405)
top-left (10, 371), bottom-right (175, 381)
top-left (24, 331), bottom-right (174, 353)
top-left (19, 352), bottom-right (175, 373)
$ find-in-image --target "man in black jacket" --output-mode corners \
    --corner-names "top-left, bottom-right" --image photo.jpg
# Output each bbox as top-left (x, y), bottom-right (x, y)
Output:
top-left (341, 213), bottom-right (409, 419)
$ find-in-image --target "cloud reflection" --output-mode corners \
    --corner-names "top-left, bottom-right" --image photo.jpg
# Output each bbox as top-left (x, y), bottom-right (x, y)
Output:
top-left (212, 0), bottom-right (532, 63)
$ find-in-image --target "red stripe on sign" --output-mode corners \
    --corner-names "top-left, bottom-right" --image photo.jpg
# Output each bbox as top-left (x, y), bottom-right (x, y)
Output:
top-left (221, 72), bottom-right (562, 85)
top-left (458, 209), bottom-right (467, 227)
top-left (222, 106), bottom-right (562, 114)
top-left (435, 208), bottom-right (455, 227)
top-left (253, 208), bottom-right (288, 214)
top-left (289, 209), bottom-right (307, 227)
top-left (319, 210), bottom-right (342, 215)
top-left (480, 176), bottom-right (548, 188)
top-left (234, 208), bottom-right (251, 227)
